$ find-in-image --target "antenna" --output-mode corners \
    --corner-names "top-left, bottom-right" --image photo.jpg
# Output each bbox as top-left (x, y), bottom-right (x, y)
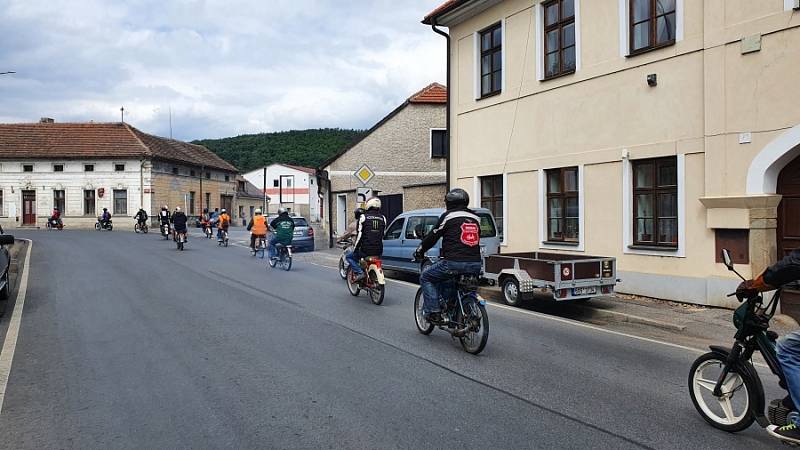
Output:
top-left (120, 106), bottom-right (125, 123)
top-left (169, 106), bottom-right (173, 139)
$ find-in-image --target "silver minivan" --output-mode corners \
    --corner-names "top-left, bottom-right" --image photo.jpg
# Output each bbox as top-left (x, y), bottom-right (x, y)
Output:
top-left (381, 207), bottom-right (500, 274)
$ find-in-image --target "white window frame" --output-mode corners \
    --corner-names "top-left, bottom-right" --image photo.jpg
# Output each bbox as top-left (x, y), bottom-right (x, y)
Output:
top-left (473, 19), bottom-right (506, 100)
top-left (538, 165), bottom-right (585, 251)
top-left (536, 0), bottom-right (582, 81)
top-left (429, 128), bottom-right (447, 159)
top-left (621, 153), bottom-right (685, 257)
top-left (618, 0), bottom-right (684, 57)
top-left (473, 173), bottom-right (508, 246)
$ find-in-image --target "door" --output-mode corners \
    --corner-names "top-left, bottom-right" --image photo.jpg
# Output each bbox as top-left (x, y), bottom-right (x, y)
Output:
top-left (378, 194), bottom-right (403, 225)
top-left (22, 190), bottom-right (36, 225)
top-left (336, 194), bottom-right (347, 236)
top-left (778, 155), bottom-right (800, 257)
top-left (381, 217), bottom-right (406, 271)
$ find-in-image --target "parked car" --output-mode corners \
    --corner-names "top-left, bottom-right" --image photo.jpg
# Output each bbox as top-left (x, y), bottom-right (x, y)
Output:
top-left (0, 228), bottom-right (15, 313)
top-left (381, 207), bottom-right (500, 274)
top-left (267, 215), bottom-right (315, 252)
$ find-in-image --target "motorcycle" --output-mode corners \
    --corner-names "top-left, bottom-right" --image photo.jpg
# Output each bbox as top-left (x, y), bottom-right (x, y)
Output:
top-left (688, 249), bottom-right (794, 432)
top-left (175, 230), bottom-right (187, 251)
top-left (95, 217), bottom-right (113, 231)
top-left (268, 243), bottom-right (293, 271)
top-left (134, 221), bottom-right (149, 234)
top-left (345, 255), bottom-right (385, 305)
top-left (46, 218), bottom-right (64, 231)
top-left (203, 222), bottom-right (213, 239)
top-left (412, 260), bottom-right (489, 355)
top-left (337, 238), bottom-right (354, 279)
top-left (160, 222), bottom-right (171, 240)
top-left (252, 235), bottom-right (266, 256)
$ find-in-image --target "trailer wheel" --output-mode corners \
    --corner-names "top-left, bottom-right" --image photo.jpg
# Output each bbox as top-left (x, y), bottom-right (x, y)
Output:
top-left (501, 278), bottom-right (521, 307)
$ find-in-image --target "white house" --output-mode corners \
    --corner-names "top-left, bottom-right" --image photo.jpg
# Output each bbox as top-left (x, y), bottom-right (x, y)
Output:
top-left (242, 163), bottom-right (320, 222)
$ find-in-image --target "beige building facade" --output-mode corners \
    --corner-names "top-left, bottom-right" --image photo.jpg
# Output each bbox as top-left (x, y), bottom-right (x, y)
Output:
top-left (425, 0), bottom-right (800, 307)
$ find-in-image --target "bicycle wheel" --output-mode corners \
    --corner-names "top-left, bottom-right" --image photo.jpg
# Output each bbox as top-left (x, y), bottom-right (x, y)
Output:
top-left (281, 254), bottom-right (292, 271)
top-left (459, 297), bottom-right (489, 355)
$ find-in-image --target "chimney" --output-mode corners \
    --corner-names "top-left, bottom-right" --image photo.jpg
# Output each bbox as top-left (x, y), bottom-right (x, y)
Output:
top-left (39, 117), bottom-right (54, 123)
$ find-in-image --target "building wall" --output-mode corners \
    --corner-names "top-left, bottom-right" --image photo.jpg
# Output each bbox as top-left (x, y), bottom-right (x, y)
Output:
top-left (403, 184), bottom-right (448, 211)
top-left (446, 0), bottom-right (800, 306)
top-left (324, 103), bottom-right (447, 236)
top-left (151, 171), bottom-right (236, 223)
top-left (0, 158), bottom-right (147, 229)
top-left (242, 165), bottom-right (320, 221)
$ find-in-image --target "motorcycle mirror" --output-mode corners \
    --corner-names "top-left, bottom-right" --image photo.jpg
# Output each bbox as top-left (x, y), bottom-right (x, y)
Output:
top-left (721, 249), bottom-right (734, 271)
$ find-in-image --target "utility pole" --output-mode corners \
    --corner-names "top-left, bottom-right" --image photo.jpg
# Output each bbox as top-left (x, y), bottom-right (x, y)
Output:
top-left (263, 167), bottom-right (268, 212)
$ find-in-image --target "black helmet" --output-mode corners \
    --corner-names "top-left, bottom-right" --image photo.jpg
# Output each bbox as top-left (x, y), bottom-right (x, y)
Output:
top-left (445, 188), bottom-right (470, 210)
top-left (354, 208), bottom-right (365, 219)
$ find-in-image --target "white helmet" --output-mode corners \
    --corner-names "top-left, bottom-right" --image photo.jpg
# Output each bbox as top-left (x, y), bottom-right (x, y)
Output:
top-left (175, 206), bottom-right (181, 212)
top-left (366, 197), bottom-right (381, 210)
top-left (254, 208), bottom-right (262, 215)
top-left (221, 208), bottom-right (227, 213)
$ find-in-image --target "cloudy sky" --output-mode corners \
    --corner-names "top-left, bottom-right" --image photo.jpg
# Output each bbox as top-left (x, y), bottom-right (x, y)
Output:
top-left (0, 0), bottom-right (445, 140)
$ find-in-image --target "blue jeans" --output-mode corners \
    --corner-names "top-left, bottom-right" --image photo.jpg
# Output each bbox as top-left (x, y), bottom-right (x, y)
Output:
top-left (268, 236), bottom-right (284, 259)
top-left (777, 330), bottom-right (800, 423)
top-left (420, 260), bottom-right (482, 315)
top-left (346, 250), bottom-right (364, 275)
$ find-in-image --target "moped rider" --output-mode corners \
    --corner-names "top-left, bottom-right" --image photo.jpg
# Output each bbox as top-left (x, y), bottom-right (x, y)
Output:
top-left (414, 188), bottom-right (483, 324)
top-left (737, 249), bottom-right (800, 444)
top-left (171, 207), bottom-right (188, 241)
top-left (100, 208), bottom-right (112, 228)
top-left (246, 208), bottom-right (267, 253)
top-left (50, 207), bottom-right (62, 227)
top-left (134, 208), bottom-right (148, 228)
top-left (217, 208), bottom-right (231, 243)
top-left (346, 198), bottom-right (385, 282)
top-left (268, 208), bottom-right (296, 261)
top-left (159, 205), bottom-right (171, 234)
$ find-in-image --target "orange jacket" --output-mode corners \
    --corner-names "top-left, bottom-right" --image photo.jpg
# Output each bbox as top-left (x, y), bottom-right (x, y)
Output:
top-left (251, 215), bottom-right (267, 235)
top-left (218, 213), bottom-right (231, 229)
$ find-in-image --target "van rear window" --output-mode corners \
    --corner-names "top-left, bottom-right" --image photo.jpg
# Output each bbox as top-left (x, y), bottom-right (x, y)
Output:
top-left (478, 213), bottom-right (497, 238)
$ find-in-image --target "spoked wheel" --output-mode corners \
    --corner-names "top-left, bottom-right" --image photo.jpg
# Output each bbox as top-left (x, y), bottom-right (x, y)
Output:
top-left (688, 352), bottom-right (756, 432)
top-left (224, 237), bottom-right (229, 247)
top-left (142, 225), bottom-right (148, 234)
top-left (367, 273), bottom-right (384, 305)
top-left (338, 258), bottom-right (348, 279)
top-left (414, 289), bottom-right (434, 335)
top-left (346, 268), bottom-right (360, 296)
top-left (458, 297), bottom-right (489, 355)
top-left (95, 223), bottom-right (101, 231)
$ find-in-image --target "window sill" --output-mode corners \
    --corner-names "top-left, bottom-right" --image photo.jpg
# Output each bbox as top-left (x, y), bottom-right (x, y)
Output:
top-left (542, 240), bottom-right (579, 247)
top-left (627, 245), bottom-right (678, 252)
top-left (626, 41), bottom-right (675, 58)
top-left (542, 70), bottom-right (576, 82)
top-left (477, 91), bottom-right (501, 101)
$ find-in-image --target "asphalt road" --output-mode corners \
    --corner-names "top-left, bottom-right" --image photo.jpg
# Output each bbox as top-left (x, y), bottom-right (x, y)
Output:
top-left (0, 229), bottom-right (783, 449)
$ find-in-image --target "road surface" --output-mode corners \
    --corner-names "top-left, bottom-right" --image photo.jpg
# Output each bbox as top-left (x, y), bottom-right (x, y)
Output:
top-left (0, 230), bottom-right (782, 449)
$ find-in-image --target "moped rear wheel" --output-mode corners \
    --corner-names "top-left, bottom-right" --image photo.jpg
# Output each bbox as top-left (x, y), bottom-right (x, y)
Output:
top-left (367, 274), bottom-right (384, 305)
top-left (414, 289), bottom-right (434, 335)
top-left (459, 298), bottom-right (488, 355)
top-left (281, 253), bottom-right (292, 271)
top-left (688, 352), bottom-right (757, 432)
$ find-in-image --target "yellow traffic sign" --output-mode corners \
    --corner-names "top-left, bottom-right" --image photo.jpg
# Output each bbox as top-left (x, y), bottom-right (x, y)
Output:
top-left (354, 164), bottom-right (375, 185)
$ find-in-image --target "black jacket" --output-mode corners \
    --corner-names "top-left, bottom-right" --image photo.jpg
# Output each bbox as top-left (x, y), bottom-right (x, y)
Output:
top-left (172, 212), bottom-right (188, 230)
top-left (159, 210), bottom-right (171, 224)
top-left (355, 209), bottom-right (386, 257)
top-left (420, 207), bottom-right (482, 262)
top-left (135, 210), bottom-right (148, 222)
top-left (764, 249), bottom-right (800, 288)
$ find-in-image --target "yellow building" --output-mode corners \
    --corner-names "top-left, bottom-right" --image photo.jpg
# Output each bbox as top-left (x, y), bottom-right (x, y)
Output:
top-left (424, 0), bottom-right (800, 307)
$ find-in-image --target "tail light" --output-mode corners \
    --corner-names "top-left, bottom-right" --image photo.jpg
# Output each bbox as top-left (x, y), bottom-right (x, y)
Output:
top-left (561, 264), bottom-right (573, 281)
top-left (556, 289), bottom-right (568, 299)
top-left (372, 259), bottom-right (382, 269)
top-left (602, 260), bottom-right (613, 278)
top-left (601, 286), bottom-right (612, 295)
top-left (307, 227), bottom-right (314, 237)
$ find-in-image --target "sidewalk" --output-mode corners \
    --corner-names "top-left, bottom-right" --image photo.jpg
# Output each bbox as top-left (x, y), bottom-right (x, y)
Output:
top-left (303, 246), bottom-right (797, 350)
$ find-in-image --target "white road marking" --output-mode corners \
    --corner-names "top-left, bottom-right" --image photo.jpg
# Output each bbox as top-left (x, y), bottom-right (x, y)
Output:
top-left (0, 239), bottom-right (33, 414)
top-left (306, 260), bottom-right (748, 360)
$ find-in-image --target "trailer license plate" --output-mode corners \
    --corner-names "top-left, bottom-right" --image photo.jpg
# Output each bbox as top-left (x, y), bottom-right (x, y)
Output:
top-left (573, 287), bottom-right (596, 296)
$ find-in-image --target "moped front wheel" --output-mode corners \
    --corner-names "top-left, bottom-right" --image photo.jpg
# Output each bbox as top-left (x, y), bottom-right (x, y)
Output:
top-left (688, 352), bottom-right (757, 432)
top-left (346, 268), bottom-right (360, 296)
top-left (414, 289), bottom-right (434, 335)
top-left (338, 258), bottom-right (348, 279)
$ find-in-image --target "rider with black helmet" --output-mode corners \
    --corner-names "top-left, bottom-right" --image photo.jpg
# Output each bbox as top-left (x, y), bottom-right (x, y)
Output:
top-left (414, 188), bottom-right (483, 323)
top-left (342, 208), bottom-right (365, 240)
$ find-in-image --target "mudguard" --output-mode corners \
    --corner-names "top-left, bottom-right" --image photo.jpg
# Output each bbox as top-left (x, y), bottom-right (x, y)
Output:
top-left (368, 265), bottom-right (385, 285)
top-left (709, 345), bottom-right (768, 426)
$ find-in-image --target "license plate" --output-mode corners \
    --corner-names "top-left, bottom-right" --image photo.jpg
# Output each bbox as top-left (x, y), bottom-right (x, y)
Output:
top-left (573, 287), bottom-right (596, 296)
top-left (293, 231), bottom-right (303, 236)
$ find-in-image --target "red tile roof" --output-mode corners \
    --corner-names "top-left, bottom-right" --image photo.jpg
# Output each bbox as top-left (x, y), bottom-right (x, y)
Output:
top-left (0, 122), bottom-right (238, 172)
top-left (280, 163), bottom-right (317, 175)
top-left (423, 0), bottom-right (467, 24)
top-left (408, 82), bottom-right (447, 104)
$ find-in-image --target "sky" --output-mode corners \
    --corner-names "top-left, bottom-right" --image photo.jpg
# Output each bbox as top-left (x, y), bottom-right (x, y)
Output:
top-left (0, 0), bottom-right (445, 141)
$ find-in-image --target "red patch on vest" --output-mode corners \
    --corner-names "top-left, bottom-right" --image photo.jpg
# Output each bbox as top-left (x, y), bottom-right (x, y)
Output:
top-left (460, 222), bottom-right (480, 247)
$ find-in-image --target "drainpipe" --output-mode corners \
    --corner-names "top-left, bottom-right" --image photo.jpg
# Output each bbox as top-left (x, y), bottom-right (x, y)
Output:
top-left (319, 169), bottom-right (334, 249)
top-left (431, 19), bottom-right (451, 190)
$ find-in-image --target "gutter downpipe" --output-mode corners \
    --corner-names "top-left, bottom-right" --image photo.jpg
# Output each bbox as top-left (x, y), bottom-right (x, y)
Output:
top-left (431, 19), bottom-right (451, 190)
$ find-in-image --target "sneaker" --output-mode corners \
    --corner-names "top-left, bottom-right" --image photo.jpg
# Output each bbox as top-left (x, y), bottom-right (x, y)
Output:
top-left (769, 423), bottom-right (800, 445)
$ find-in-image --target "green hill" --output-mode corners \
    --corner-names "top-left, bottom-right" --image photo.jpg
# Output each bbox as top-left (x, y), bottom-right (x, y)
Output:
top-left (193, 128), bottom-right (366, 173)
